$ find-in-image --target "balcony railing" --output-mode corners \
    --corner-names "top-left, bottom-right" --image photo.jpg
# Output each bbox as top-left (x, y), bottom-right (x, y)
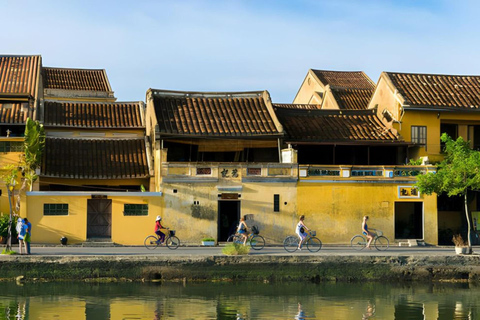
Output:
top-left (161, 163), bottom-right (435, 182)
top-left (161, 162), bottom-right (298, 182)
top-left (299, 165), bottom-right (435, 180)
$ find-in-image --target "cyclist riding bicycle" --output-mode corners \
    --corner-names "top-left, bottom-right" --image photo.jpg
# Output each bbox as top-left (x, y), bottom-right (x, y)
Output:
top-left (237, 217), bottom-right (248, 245)
top-left (296, 215), bottom-right (310, 250)
top-left (155, 215), bottom-right (167, 244)
top-left (362, 215), bottom-right (374, 249)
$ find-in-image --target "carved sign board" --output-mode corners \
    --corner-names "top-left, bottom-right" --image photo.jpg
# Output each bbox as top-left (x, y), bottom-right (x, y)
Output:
top-left (221, 193), bottom-right (239, 200)
top-left (398, 186), bottom-right (420, 199)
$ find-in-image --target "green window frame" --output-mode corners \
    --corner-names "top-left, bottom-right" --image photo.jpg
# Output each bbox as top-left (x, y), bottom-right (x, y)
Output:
top-left (0, 141), bottom-right (24, 152)
top-left (44, 204), bottom-right (68, 216)
top-left (124, 204), bottom-right (149, 216)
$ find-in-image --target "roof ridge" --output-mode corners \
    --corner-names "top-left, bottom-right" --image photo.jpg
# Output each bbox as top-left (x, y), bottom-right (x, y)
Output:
top-left (149, 88), bottom-right (266, 99)
top-left (386, 71), bottom-right (480, 78)
top-left (44, 66), bottom-right (106, 72)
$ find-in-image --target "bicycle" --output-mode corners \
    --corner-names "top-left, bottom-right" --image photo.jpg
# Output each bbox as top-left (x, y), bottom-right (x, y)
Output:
top-left (144, 229), bottom-right (180, 250)
top-left (229, 227), bottom-right (265, 250)
top-left (283, 230), bottom-right (322, 252)
top-left (350, 229), bottom-right (389, 251)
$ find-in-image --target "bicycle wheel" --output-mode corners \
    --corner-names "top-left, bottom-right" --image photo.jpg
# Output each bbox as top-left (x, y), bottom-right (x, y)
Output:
top-left (374, 235), bottom-right (389, 251)
top-left (283, 236), bottom-right (299, 252)
top-left (166, 236), bottom-right (180, 250)
top-left (226, 234), bottom-right (235, 242)
top-left (250, 235), bottom-right (265, 250)
top-left (144, 235), bottom-right (159, 250)
top-left (307, 237), bottom-right (322, 252)
top-left (350, 235), bottom-right (366, 251)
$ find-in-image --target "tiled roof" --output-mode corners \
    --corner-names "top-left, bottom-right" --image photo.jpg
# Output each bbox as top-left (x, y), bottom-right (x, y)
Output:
top-left (44, 101), bottom-right (144, 128)
top-left (0, 55), bottom-right (41, 97)
top-left (386, 72), bottom-right (480, 109)
top-left (0, 102), bottom-right (33, 124)
top-left (43, 67), bottom-right (112, 92)
top-left (273, 105), bottom-right (400, 143)
top-left (330, 87), bottom-right (374, 110)
top-left (312, 70), bottom-right (375, 89)
top-left (41, 138), bottom-right (149, 179)
top-left (151, 90), bottom-right (282, 137)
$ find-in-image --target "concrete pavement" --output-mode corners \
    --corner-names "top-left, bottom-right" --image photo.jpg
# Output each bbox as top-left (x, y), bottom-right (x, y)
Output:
top-left (11, 245), bottom-right (473, 257)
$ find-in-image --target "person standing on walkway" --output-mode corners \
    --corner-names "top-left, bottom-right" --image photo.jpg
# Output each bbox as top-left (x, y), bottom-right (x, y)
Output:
top-left (17, 218), bottom-right (28, 254)
top-left (24, 218), bottom-right (32, 254)
top-left (362, 216), bottom-right (374, 249)
top-left (296, 215), bottom-right (309, 250)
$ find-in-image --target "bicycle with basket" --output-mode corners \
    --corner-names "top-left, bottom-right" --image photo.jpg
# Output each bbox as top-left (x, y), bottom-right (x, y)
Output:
top-left (283, 230), bottom-right (322, 252)
top-left (144, 228), bottom-right (180, 250)
top-left (228, 225), bottom-right (265, 250)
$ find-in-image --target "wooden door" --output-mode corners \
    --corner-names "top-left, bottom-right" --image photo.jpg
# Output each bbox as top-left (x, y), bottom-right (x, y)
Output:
top-left (87, 199), bottom-right (112, 239)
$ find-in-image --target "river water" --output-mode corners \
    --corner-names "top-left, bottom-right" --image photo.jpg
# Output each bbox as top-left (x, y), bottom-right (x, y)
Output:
top-left (0, 281), bottom-right (479, 319)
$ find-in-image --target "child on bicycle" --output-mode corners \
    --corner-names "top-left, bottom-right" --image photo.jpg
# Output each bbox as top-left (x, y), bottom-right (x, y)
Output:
top-left (362, 215), bottom-right (374, 249)
top-left (296, 215), bottom-right (309, 250)
top-left (237, 216), bottom-right (248, 245)
top-left (155, 215), bottom-right (166, 243)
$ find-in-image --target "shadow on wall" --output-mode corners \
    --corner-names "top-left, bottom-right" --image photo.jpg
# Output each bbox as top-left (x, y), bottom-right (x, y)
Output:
top-left (35, 224), bottom-right (84, 244)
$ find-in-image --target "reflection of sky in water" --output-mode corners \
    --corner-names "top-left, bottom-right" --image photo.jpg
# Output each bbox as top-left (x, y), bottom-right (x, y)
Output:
top-left (0, 282), bottom-right (478, 319)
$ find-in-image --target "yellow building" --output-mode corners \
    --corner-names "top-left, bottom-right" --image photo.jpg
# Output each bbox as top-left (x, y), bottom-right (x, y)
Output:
top-left (273, 102), bottom-right (437, 244)
top-left (0, 55), bottom-right (42, 214)
top-left (293, 69), bottom-right (375, 110)
top-left (368, 71), bottom-right (480, 244)
top-left (22, 66), bottom-right (158, 245)
top-left (145, 89), bottom-right (298, 243)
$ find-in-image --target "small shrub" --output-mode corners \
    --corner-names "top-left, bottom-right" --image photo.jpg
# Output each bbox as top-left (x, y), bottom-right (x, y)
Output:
top-left (1, 249), bottom-right (17, 255)
top-left (452, 234), bottom-right (467, 247)
top-left (222, 243), bottom-right (250, 255)
top-left (202, 237), bottom-right (215, 242)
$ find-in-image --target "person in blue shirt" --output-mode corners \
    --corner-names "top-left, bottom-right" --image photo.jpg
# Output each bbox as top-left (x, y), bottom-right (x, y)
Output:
top-left (24, 218), bottom-right (32, 254)
top-left (17, 218), bottom-right (29, 255)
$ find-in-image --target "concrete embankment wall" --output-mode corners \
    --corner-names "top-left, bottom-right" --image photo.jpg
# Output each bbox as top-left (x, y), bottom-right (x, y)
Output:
top-left (1, 255), bottom-right (480, 282)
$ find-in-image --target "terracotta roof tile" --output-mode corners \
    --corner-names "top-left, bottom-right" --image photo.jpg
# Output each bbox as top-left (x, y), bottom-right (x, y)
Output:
top-left (44, 101), bottom-right (144, 128)
top-left (151, 90), bottom-right (281, 137)
top-left (43, 67), bottom-right (112, 92)
top-left (273, 105), bottom-right (400, 143)
top-left (387, 72), bottom-right (480, 109)
top-left (312, 70), bottom-right (375, 89)
top-left (41, 138), bottom-right (149, 179)
top-left (330, 87), bottom-right (374, 110)
top-left (0, 55), bottom-right (41, 97)
top-left (0, 102), bottom-right (33, 124)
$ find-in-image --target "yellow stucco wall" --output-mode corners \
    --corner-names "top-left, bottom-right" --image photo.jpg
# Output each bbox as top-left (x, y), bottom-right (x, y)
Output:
top-left (297, 181), bottom-right (438, 244)
top-left (24, 192), bottom-right (163, 245)
top-left (0, 150), bottom-right (26, 214)
top-left (161, 181), bottom-right (298, 243)
top-left (293, 71), bottom-right (325, 104)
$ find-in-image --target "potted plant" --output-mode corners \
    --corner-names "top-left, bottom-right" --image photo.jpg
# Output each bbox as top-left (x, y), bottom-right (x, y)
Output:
top-left (452, 234), bottom-right (471, 254)
top-left (201, 237), bottom-right (215, 246)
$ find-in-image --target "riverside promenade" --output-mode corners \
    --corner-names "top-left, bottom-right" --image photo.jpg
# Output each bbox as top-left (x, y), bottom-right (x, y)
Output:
top-left (1, 245), bottom-right (479, 283)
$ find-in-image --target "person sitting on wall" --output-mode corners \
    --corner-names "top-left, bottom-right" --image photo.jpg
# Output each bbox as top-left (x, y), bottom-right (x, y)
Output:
top-left (155, 215), bottom-right (166, 244)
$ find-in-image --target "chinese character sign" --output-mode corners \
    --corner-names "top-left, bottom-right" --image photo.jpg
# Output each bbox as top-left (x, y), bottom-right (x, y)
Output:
top-left (398, 186), bottom-right (420, 198)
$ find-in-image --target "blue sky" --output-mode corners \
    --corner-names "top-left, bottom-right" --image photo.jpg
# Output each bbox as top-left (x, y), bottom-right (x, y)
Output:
top-left (1, 0), bottom-right (478, 102)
